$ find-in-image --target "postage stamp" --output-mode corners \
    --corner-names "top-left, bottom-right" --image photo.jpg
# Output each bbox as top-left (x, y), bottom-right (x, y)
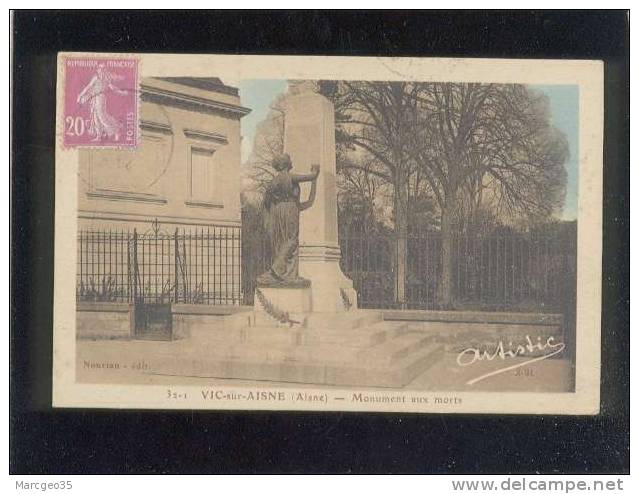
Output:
top-left (62, 57), bottom-right (139, 148)
top-left (53, 53), bottom-right (603, 414)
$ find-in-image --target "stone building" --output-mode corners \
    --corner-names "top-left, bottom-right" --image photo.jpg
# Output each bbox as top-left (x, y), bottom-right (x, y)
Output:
top-left (76, 77), bottom-right (251, 313)
top-left (78, 77), bottom-right (251, 232)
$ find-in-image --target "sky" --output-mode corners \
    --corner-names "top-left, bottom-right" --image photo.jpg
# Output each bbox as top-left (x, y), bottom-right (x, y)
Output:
top-left (531, 85), bottom-right (579, 220)
top-left (238, 81), bottom-right (579, 221)
top-left (238, 79), bottom-right (287, 165)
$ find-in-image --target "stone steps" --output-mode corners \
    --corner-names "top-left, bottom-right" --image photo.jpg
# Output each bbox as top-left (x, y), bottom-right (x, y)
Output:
top-left (189, 317), bottom-right (407, 348)
top-left (360, 332), bottom-right (435, 365)
top-left (146, 317), bottom-right (443, 387)
top-left (299, 321), bottom-right (410, 347)
top-left (365, 343), bottom-right (443, 388)
top-left (222, 310), bottom-right (382, 332)
top-left (149, 340), bottom-right (442, 388)
top-left (154, 322), bottom-right (411, 362)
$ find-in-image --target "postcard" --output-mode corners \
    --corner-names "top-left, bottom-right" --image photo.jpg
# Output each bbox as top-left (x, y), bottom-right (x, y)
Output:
top-left (53, 53), bottom-right (603, 413)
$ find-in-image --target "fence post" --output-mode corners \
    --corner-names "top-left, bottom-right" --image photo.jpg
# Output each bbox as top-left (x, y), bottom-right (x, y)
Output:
top-left (126, 232), bottom-right (131, 303)
top-left (132, 229), bottom-right (138, 303)
top-left (174, 228), bottom-right (178, 304)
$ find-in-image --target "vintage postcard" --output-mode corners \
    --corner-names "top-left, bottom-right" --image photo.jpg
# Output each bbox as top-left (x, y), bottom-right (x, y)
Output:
top-left (53, 53), bottom-right (603, 413)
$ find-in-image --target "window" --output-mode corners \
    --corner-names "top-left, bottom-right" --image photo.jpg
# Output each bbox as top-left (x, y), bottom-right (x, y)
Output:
top-left (189, 147), bottom-right (216, 202)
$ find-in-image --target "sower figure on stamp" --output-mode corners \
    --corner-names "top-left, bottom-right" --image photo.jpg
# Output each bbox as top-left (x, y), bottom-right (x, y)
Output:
top-left (76, 63), bottom-right (128, 142)
top-left (257, 153), bottom-right (319, 287)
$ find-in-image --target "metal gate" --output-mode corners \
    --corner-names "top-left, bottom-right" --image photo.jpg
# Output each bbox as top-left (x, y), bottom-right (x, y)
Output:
top-left (131, 227), bottom-right (173, 340)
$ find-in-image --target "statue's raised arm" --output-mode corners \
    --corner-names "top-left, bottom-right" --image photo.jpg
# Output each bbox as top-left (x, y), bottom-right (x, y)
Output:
top-left (291, 163), bottom-right (320, 184)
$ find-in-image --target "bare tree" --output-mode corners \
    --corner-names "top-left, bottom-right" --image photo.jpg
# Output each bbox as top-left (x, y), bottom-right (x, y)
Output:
top-left (410, 83), bottom-right (568, 306)
top-left (325, 81), bottom-right (426, 307)
top-left (243, 93), bottom-right (287, 201)
top-left (246, 81), bottom-right (568, 310)
top-left (328, 81), bottom-right (568, 308)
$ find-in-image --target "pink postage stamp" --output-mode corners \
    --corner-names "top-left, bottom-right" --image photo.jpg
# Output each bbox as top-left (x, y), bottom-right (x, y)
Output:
top-left (62, 57), bottom-right (138, 148)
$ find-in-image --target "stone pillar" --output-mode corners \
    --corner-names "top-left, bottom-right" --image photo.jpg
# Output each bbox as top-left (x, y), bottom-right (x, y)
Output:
top-left (284, 83), bottom-right (357, 313)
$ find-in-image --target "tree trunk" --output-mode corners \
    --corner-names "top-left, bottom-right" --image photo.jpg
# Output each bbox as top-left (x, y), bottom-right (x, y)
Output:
top-left (438, 201), bottom-right (454, 309)
top-left (394, 179), bottom-right (408, 309)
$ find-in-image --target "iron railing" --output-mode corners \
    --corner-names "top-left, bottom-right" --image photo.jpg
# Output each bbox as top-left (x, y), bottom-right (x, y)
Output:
top-left (242, 223), bottom-right (577, 313)
top-left (78, 221), bottom-right (577, 314)
top-left (339, 224), bottom-right (577, 312)
top-left (76, 225), bottom-right (242, 305)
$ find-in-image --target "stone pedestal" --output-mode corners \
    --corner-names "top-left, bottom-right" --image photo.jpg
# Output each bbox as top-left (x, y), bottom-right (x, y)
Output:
top-left (254, 286), bottom-right (312, 315)
top-left (284, 86), bottom-right (357, 313)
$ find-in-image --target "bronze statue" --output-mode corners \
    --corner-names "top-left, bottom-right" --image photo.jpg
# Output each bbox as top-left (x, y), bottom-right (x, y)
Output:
top-left (257, 153), bottom-right (319, 287)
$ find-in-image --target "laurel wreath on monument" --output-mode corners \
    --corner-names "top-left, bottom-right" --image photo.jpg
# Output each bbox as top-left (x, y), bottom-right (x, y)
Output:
top-left (255, 288), bottom-right (301, 328)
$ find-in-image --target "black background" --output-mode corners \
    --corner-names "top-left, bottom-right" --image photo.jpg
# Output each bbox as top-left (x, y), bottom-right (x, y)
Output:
top-left (11, 10), bottom-right (630, 474)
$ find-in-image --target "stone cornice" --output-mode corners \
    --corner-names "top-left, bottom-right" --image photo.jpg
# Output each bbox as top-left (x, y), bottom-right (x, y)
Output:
top-left (141, 83), bottom-right (251, 119)
top-left (183, 128), bottom-right (228, 145)
top-left (78, 209), bottom-right (242, 227)
top-left (140, 119), bottom-right (173, 135)
top-left (87, 189), bottom-right (168, 205)
top-left (155, 77), bottom-right (239, 97)
top-left (184, 199), bottom-right (225, 209)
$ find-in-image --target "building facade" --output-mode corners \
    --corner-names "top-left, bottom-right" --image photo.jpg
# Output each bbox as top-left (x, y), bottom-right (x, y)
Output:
top-left (76, 77), bottom-right (251, 309)
top-left (78, 76), bottom-right (250, 232)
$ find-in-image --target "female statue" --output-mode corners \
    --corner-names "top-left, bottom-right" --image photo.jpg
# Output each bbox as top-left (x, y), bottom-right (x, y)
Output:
top-left (257, 153), bottom-right (320, 286)
top-left (76, 63), bottom-right (129, 142)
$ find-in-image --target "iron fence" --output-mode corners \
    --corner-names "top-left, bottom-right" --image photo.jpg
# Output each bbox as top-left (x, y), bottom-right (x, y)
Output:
top-left (76, 225), bottom-right (242, 305)
top-left (78, 220), bottom-right (577, 314)
top-left (339, 224), bottom-right (577, 312)
top-left (242, 223), bottom-right (577, 313)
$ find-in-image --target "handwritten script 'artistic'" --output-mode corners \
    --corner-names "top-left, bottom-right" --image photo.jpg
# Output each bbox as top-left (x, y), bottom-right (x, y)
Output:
top-left (456, 335), bottom-right (565, 386)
